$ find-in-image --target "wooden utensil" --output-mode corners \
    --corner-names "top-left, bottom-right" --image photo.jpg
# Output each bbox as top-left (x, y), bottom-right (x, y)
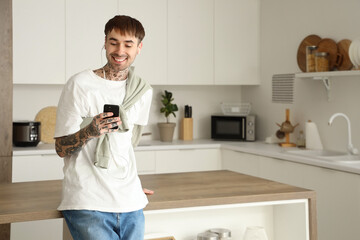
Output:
top-left (337, 39), bottom-right (353, 70)
top-left (276, 109), bottom-right (297, 147)
top-left (297, 34), bottom-right (322, 72)
top-left (317, 38), bottom-right (341, 70)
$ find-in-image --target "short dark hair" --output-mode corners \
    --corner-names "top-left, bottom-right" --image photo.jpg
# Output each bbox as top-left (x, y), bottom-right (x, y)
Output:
top-left (104, 15), bottom-right (145, 43)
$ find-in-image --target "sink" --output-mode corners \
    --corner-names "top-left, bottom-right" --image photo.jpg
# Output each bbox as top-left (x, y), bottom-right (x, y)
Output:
top-left (286, 149), bottom-right (346, 157)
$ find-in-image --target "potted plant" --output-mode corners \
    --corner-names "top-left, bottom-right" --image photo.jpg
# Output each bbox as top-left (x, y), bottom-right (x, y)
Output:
top-left (158, 90), bottom-right (178, 142)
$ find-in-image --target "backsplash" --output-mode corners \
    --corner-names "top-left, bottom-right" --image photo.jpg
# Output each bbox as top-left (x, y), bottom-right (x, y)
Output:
top-left (13, 84), bottom-right (242, 140)
top-left (242, 0), bottom-right (360, 153)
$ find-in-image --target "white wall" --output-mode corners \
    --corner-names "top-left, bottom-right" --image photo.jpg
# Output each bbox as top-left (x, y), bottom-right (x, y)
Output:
top-left (13, 84), bottom-right (242, 140)
top-left (242, 0), bottom-right (360, 152)
top-left (16, 0), bottom-right (360, 150)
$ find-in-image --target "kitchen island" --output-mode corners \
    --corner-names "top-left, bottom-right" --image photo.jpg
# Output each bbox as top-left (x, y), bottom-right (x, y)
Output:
top-left (0, 170), bottom-right (316, 240)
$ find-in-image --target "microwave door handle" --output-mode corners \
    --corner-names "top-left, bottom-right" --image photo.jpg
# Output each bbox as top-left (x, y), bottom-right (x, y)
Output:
top-left (242, 119), bottom-right (245, 139)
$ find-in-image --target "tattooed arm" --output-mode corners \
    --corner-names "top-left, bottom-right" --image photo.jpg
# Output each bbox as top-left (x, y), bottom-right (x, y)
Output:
top-left (55, 112), bottom-right (121, 158)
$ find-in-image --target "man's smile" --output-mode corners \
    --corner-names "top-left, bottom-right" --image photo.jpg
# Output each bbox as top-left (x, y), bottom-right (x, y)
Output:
top-left (112, 55), bottom-right (127, 64)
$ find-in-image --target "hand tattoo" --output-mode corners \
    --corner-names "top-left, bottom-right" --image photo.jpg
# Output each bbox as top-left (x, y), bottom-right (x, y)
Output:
top-left (55, 114), bottom-right (118, 158)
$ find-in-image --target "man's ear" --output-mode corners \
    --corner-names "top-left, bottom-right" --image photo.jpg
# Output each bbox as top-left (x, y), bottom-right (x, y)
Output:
top-left (137, 42), bottom-right (143, 55)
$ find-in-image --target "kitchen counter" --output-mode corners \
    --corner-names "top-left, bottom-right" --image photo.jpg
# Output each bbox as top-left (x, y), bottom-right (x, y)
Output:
top-left (13, 139), bottom-right (360, 175)
top-left (0, 170), bottom-right (317, 240)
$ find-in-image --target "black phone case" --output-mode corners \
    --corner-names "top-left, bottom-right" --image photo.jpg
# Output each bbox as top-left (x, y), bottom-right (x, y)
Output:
top-left (103, 104), bottom-right (119, 129)
top-left (103, 104), bottom-right (119, 117)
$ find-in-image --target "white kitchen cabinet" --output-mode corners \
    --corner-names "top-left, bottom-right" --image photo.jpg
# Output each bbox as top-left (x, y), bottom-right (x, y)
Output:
top-left (214, 0), bottom-right (260, 85)
top-left (302, 166), bottom-right (360, 240)
top-left (118, 0), bottom-right (167, 85)
top-left (155, 149), bottom-right (221, 173)
top-left (13, 0), bottom-right (66, 84)
top-left (257, 155), bottom-right (305, 187)
top-left (258, 158), bottom-right (360, 240)
top-left (13, 0), bottom-right (260, 85)
top-left (222, 149), bottom-right (305, 187)
top-left (11, 219), bottom-right (63, 240)
top-left (12, 155), bottom-right (64, 182)
top-left (221, 149), bottom-right (259, 177)
top-left (65, 0), bottom-right (118, 80)
top-left (167, 0), bottom-right (214, 85)
top-left (11, 154), bottom-right (64, 240)
top-left (222, 148), bottom-right (360, 240)
top-left (135, 150), bottom-right (156, 175)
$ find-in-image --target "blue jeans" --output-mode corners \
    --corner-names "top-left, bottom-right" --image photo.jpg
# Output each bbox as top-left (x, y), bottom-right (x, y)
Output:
top-left (62, 209), bottom-right (145, 240)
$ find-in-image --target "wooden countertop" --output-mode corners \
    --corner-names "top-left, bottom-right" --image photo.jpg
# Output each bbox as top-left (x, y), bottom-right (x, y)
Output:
top-left (0, 170), bottom-right (315, 224)
top-left (142, 170), bottom-right (315, 210)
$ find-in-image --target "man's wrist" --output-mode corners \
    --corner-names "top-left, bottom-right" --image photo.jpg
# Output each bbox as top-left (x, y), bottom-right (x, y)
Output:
top-left (83, 122), bottom-right (98, 139)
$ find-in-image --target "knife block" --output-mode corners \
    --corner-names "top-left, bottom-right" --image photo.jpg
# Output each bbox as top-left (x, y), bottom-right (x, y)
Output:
top-left (180, 118), bottom-right (193, 141)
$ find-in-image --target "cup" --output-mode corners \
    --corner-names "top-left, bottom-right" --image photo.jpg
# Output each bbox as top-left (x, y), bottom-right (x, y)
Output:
top-left (243, 226), bottom-right (268, 240)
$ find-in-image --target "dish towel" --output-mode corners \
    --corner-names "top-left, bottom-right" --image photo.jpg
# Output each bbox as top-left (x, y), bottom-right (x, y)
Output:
top-left (80, 66), bottom-right (152, 168)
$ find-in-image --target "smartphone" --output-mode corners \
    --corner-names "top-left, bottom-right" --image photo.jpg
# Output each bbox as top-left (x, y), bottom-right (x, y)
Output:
top-left (103, 104), bottom-right (119, 129)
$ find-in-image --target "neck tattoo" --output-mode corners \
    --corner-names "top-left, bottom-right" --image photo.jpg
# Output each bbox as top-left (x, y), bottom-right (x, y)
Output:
top-left (102, 66), bottom-right (129, 81)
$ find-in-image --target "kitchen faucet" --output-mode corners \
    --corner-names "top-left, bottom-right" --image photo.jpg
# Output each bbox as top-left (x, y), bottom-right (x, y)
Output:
top-left (328, 113), bottom-right (359, 155)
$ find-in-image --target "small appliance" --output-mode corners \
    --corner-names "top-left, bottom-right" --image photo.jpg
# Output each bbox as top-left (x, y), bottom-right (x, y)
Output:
top-left (211, 115), bottom-right (255, 141)
top-left (13, 121), bottom-right (41, 147)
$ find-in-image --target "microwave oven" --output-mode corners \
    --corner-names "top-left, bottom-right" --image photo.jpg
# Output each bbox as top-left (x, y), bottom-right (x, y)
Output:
top-left (211, 115), bottom-right (255, 141)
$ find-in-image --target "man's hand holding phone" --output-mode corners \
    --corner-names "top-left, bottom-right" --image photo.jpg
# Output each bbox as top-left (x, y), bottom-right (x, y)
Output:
top-left (84, 104), bottom-right (121, 138)
top-left (103, 104), bottom-right (120, 129)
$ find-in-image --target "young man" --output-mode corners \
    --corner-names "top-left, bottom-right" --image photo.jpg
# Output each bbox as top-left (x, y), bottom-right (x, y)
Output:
top-left (54, 15), bottom-right (153, 240)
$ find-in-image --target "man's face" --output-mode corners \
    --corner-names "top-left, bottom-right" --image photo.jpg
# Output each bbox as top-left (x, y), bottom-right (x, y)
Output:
top-left (104, 29), bottom-right (142, 72)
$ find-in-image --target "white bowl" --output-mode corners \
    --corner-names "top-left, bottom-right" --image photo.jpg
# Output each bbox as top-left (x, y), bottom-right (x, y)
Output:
top-left (350, 39), bottom-right (360, 68)
top-left (349, 40), bottom-right (356, 67)
top-left (353, 39), bottom-right (360, 67)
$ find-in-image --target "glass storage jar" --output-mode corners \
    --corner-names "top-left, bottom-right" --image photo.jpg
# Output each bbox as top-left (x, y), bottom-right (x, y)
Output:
top-left (315, 52), bottom-right (330, 72)
top-left (208, 228), bottom-right (231, 240)
top-left (306, 45), bottom-right (318, 72)
top-left (197, 232), bottom-right (219, 240)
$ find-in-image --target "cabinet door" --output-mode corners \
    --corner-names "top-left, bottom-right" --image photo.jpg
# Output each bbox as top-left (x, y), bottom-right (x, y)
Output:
top-left (65, 0), bottom-right (117, 80)
top-left (155, 149), bottom-right (221, 174)
top-left (13, 0), bottom-right (65, 84)
top-left (303, 167), bottom-right (360, 240)
top-left (214, 0), bottom-right (260, 85)
top-left (11, 155), bottom-right (64, 240)
top-left (118, 0), bottom-right (167, 85)
top-left (135, 150), bottom-right (156, 175)
top-left (167, 0), bottom-right (214, 85)
top-left (12, 155), bottom-right (64, 182)
top-left (257, 156), bottom-right (305, 187)
top-left (221, 149), bottom-right (259, 177)
top-left (11, 219), bottom-right (63, 240)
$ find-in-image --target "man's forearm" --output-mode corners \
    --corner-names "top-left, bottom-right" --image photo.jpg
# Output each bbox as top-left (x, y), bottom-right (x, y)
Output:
top-left (55, 124), bottom-right (97, 158)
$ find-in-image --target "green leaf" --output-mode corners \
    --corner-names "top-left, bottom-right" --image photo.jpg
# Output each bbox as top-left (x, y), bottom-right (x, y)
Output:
top-left (160, 90), bottom-right (178, 119)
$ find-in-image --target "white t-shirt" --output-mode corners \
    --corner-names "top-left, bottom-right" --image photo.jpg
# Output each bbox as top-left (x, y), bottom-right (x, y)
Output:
top-left (54, 69), bottom-right (153, 213)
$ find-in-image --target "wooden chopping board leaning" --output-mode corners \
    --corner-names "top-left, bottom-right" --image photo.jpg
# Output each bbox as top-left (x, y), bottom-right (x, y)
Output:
top-left (35, 106), bottom-right (57, 144)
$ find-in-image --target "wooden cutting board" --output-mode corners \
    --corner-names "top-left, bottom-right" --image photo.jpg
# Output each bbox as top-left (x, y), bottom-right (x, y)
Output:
top-left (34, 106), bottom-right (57, 144)
top-left (337, 39), bottom-right (353, 70)
top-left (297, 34), bottom-right (322, 72)
top-left (317, 38), bottom-right (339, 71)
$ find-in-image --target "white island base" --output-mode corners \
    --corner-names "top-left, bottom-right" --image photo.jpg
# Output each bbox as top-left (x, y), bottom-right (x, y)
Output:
top-left (144, 199), bottom-right (309, 240)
